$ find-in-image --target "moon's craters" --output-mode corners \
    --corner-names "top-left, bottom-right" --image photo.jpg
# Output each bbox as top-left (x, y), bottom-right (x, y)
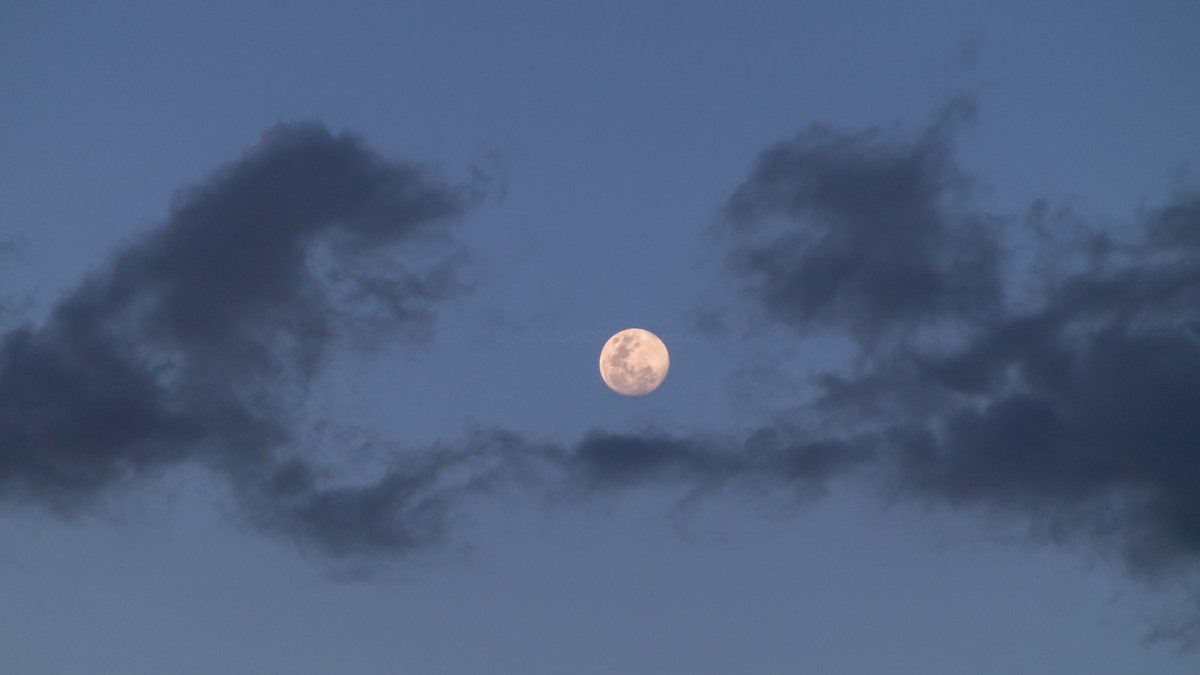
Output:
top-left (599, 328), bottom-right (669, 396)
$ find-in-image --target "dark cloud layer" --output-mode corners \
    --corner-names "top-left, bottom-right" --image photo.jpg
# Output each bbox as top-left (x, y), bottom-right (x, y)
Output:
top-left (0, 124), bottom-right (476, 533)
top-left (890, 224), bottom-right (1200, 574)
top-left (0, 122), bottom-right (885, 560)
top-left (3, 109), bottom-right (1199, 648)
top-left (571, 429), bottom-right (873, 498)
top-left (722, 102), bottom-right (1200, 591)
top-left (724, 98), bottom-right (1003, 344)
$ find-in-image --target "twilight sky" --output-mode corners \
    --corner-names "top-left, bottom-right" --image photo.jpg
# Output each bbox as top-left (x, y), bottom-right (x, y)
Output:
top-left (3, 1), bottom-right (1200, 672)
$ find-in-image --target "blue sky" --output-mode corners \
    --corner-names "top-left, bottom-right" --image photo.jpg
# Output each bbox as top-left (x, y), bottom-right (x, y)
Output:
top-left (3, 1), bottom-right (1200, 672)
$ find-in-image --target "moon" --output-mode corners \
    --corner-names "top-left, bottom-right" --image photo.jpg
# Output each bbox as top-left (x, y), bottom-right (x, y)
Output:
top-left (599, 328), bottom-right (670, 396)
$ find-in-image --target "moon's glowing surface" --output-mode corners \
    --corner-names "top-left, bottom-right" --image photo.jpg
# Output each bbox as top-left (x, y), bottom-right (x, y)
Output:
top-left (599, 328), bottom-right (670, 396)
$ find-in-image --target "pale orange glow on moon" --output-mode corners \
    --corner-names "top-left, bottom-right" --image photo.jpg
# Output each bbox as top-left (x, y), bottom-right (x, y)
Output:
top-left (599, 328), bottom-right (669, 396)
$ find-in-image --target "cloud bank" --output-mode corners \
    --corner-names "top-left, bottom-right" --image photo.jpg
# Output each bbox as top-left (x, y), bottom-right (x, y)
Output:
top-left (3, 109), bottom-right (1199, 643)
top-left (0, 124), bottom-right (477, 546)
top-left (721, 100), bottom-right (1200, 584)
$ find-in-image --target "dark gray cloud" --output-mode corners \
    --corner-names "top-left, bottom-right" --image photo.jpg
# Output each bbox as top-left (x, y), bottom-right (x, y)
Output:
top-left (4, 105), bottom-right (1200, 650)
top-left (723, 101), bottom-right (1200, 594)
top-left (723, 98), bottom-right (1003, 345)
top-left (1150, 191), bottom-right (1200, 251)
top-left (237, 428), bottom-right (549, 558)
top-left (238, 423), bottom-right (877, 559)
top-left (0, 120), bottom-right (885, 560)
top-left (889, 219), bottom-right (1200, 574)
top-left (0, 123), bottom-right (477, 535)
top-left (570, 429), bottom-right (873, 497)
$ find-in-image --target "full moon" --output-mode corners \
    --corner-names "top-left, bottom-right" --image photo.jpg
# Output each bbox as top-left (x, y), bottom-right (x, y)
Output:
top-left (599, 328), bottom-right (670, 396)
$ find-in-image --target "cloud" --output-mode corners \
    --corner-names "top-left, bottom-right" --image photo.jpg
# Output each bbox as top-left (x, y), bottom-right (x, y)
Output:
top-left (4, 107), bottom-right (1199, 650)
top-left (0, 121), bottom-right (885, 561)
top-left (723, 100), bottom-right (1200, 592)
top-left (237, 428), bottom-right (546, 558)
top-left (236, 423), bottom-right (876, 559)
top-left (886, 205), bottom-right (1200, 575)
top-left (569, 429), bottom-right (873, 498)
top-left (0, 123), bottom-right (477, 528)
top-left (723, 97), bottom-right (1003, 345)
